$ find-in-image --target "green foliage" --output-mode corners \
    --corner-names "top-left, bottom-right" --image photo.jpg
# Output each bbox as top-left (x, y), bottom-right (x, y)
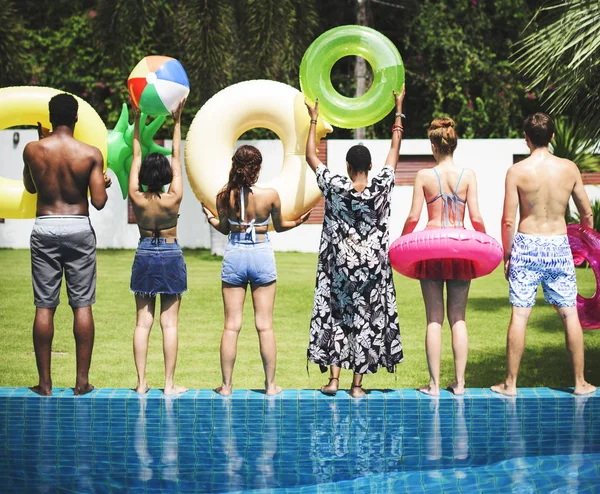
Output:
top-left (0, 0), bottom-right (28, 86)
top-left (513, 0), bottom-right (600, 140)
top-left (551, 117), bottom-right (600, 173)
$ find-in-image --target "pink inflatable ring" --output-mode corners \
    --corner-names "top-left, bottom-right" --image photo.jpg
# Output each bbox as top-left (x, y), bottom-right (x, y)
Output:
top-left (389, 228), bottom-right (503, 280)
top-left (567, 224), bottom-right (600, 330)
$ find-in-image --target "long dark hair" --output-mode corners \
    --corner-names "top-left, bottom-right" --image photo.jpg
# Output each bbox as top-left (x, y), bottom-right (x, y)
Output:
top-left (139, 153), bottom-right (172, 196)
top-left (217, 145), bottom-right (262, 217)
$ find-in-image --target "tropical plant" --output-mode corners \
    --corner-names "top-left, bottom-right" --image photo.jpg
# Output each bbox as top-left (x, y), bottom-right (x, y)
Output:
top-left (567, 198), bottom-right (600, 233)
top-left (513, 0), bottom-right (600, 140)
top-left (551, 117), bottom-right (600, 173)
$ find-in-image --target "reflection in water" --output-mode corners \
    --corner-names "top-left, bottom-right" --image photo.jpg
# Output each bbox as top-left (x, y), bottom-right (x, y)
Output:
top-left (0, 392), bottom-right (598, 492)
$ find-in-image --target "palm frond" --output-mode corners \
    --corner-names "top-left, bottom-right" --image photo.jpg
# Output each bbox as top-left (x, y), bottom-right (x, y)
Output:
top-left (513, 0), bottom-right (600, 139)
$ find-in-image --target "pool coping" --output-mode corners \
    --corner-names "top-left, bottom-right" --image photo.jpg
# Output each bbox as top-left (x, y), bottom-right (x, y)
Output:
top-left (0, 387), bottom-right (596, 400)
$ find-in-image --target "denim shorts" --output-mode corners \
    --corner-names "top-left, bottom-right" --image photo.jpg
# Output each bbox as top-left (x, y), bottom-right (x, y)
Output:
top-left (131, 238), bottom-right (187, 297)
top-left (30, 216), bottom-right (96, 308)
top-left (221, 233), bottom-right (277, 286)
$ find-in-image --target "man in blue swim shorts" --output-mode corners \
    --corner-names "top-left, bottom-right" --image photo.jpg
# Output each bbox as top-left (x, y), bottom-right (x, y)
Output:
top-left (491, 113), bottom-right (596, 396)
top-left (23, 94), bottom-right (111, 396)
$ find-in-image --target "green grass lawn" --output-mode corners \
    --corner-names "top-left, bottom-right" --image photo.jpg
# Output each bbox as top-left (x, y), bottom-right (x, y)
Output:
top-left (1, 248), bottom-right (599, 391)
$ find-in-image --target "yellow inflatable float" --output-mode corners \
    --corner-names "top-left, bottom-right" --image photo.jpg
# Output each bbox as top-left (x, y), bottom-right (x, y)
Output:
top-left (0, 86), bottom-right (107, 218)
top-left (185, 80), bottom-right (332, 220)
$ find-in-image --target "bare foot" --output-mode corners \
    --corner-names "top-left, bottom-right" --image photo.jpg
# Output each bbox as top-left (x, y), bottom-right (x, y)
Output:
top-left (265, 385), bottom-right (283, 396)
top-left (574, 382), bottom-right (596, 395)
top-left (30, 385), bottom-right (51, 396)
top-left (321, 377), bottom-right (339, 396)
top-left (74, 383), bottom-right (94, 396)
top-left (215, 384), bottom-right (232, 396)
top-left (135, 384), bottom-right (150, 394)
top-left (164, 385), bottom-right (188, 395)
top-left (350, 384), bottom-right (366, 399)
top-left (448, 382), bottom-right (465, 395)
top-left (491, 382), bottom-right (517, 396)
top-left (418, 385), bottom-right (439, 396)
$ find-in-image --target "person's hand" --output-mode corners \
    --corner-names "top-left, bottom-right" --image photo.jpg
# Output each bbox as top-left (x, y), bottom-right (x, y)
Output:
top-left (305, 98), bottom-right (319, 121)
top-left (103, 172), bottom-right (112, 189)
top-left (202, 203), bottom-right (215, 219)
top-left (298, 209), bottom-right (312, 225)
top-left (37, 122), bottom-right (52, 140)
top-left (504, 258), bottom-right (510, 281)
top-left (172, 98), bottom-right (186, 123)
top-left (393, 84), bottom-right (405, 111)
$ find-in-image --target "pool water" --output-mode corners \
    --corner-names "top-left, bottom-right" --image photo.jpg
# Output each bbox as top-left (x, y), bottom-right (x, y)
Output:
top-left (0, 387), bottom-right (599, 493)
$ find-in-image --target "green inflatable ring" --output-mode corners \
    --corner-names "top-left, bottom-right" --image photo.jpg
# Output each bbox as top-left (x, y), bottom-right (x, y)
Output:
top-left (300, 25), bottom-right (404, 129)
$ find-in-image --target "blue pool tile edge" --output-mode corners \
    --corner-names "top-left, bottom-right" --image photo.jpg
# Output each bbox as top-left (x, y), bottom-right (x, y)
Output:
top-left (0, 387), bottom-right (596, 400)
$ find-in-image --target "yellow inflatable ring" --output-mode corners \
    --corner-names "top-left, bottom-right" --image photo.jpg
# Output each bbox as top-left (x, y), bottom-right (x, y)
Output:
top-left (0, 86), bottom-right (108, 219)
top-left (185, 80), bottom-right (332, 221)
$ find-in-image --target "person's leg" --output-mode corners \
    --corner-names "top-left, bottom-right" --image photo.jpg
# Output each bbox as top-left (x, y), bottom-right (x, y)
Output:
top-left (321, 365), bottom-right (341, 395)
top-left (31, 307), bottom-right (57, 396)
top-left (350, 373), bottom-right (366, 398)
top-left (217, 282), bottom-right (247, 396)
top-left (72, 306), bottom-right (96, 395)
top-left (251, 282), bottom-right (282, 395)
top-left (133, 296), bottom-right (156, 394)
top-left (160, 294), bottom-right (187, 394)
top-left (491, 306), bottom-right (532, 396)
top-left (555, 306), bottom-right (596, 395)
top-left (446, 279), bottom-right (471, 395)
top-left (419, 279), bottom-right (445, 396)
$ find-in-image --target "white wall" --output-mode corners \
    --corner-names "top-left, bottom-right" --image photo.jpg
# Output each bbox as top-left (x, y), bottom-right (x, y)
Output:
top-left (1, 130), bottom-right (598, 251)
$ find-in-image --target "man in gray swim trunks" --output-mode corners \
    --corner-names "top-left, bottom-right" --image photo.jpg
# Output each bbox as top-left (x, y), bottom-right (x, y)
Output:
top-left (22, 93), bottom-right (111, 396)
top-left (492, 112), bottom-right (596, 396)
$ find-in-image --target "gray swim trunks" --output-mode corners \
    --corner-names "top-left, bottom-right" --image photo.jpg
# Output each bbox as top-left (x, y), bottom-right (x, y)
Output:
top-left (30, 216), bottom-right (97, 308)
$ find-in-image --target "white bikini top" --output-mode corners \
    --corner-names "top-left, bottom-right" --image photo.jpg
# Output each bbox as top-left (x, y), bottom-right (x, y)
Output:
top-left (228, 187), bottom-right (270, 241)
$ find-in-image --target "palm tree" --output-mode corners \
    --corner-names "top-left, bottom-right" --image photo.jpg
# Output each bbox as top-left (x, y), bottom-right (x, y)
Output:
top-left (513, 0), bottom-right (600, 139)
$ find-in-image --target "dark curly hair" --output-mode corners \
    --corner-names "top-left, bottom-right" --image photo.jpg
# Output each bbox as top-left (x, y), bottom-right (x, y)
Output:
top-left (49, 93), bottom-right (78, 129)
top-left (217, 145), bottom-right (262, 215)
top-left (346, 144), bottom-right (372, 173)
top-left (138, 153), bottom-right (173, 195)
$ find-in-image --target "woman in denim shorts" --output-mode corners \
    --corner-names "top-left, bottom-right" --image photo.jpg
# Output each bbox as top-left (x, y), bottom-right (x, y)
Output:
top-left (129, 100), bottom-right (187, 395)
top-left (202, 145), bottom-right (310, 396)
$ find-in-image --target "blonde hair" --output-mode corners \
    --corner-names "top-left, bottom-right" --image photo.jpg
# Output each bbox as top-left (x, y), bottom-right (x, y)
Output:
top-left (428, 117), bottom-right (457, 155)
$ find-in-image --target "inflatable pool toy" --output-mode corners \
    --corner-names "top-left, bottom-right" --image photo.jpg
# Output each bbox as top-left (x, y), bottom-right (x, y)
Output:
top-left (389, 228), bottom-right (503, 279)
top-left (300, 25), bottom-right (404, 129)
top-left (107, 104), bottom-right (171, 198)
top-left (128, 56), bottom-right (190, 116)
top-left (567, 224), bottom-right (600, 330)
top-left (0, 86), bottom-right (108, 219)
top-left (185, 79), bottom-right (332, 221)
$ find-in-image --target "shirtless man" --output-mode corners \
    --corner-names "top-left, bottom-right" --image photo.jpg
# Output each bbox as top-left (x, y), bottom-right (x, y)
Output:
top-left (22, 93), bottom-right (111, 396)
top-left (492, 112), bottom-right (596, 396)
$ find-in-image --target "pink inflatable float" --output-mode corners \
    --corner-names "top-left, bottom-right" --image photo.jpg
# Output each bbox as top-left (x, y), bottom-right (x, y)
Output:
top-left (389, 228), bottom-right (503, 280)
top-left (567, 224), bottom-right (600, 330)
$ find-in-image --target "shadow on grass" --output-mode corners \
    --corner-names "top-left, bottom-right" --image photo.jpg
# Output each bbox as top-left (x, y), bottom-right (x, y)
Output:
top-left (467, 297), bottom-right (509, 313)
top-left (466, 345), bottom-right (600, 389)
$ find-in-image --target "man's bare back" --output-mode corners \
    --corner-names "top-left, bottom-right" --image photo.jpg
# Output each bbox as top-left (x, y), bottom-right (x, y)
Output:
top-left (23, 129), bottom-right (108, 216)
top-left (507, 148), bottom-right (593, 236)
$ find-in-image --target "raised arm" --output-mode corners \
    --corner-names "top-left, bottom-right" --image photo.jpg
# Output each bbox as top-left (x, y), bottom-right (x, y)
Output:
top-left (385, 84), bottom-right (406, 170)
top-left (22, 145), bottom-right (37, 194)
top-left (465, 170), bottom-right (486, 233)
top-left (270, 191), bottom-right (310, 232)
top-left (89, 147), bottom-right (109, 210)
top-left (501, 167), bottom-right (519, 279)
top-left (401, 169), bottom-right (425, 235)
top-left (167, 99), bottom-right (185, 200)
top-left (128, 110), bottom-right (143, 198)
top-left (571, 162), bottom-right (593, 229)
top-left (304, 99), bottom-right (323, 173)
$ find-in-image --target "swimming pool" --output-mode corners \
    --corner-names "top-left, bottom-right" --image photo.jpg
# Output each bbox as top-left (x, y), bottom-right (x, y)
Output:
top-left (0, 387), bottom-right (598, 493)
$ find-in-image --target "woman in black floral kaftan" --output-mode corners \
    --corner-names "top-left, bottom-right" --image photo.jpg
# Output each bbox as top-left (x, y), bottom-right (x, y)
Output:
top-left (305, 87), bottom-right (405, 398)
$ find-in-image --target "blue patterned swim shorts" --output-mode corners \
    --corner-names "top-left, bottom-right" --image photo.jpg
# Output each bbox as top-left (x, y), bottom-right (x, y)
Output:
top-left (508, 232), bottom-right (576, 307)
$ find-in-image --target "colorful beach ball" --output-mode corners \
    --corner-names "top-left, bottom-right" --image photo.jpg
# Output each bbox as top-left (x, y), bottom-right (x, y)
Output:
top-left (127, 56), bottom-right (190, 116)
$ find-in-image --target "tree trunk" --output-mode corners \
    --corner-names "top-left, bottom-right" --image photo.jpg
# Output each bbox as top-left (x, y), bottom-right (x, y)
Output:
top-left (354, 0), bottom-right (370, 140)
